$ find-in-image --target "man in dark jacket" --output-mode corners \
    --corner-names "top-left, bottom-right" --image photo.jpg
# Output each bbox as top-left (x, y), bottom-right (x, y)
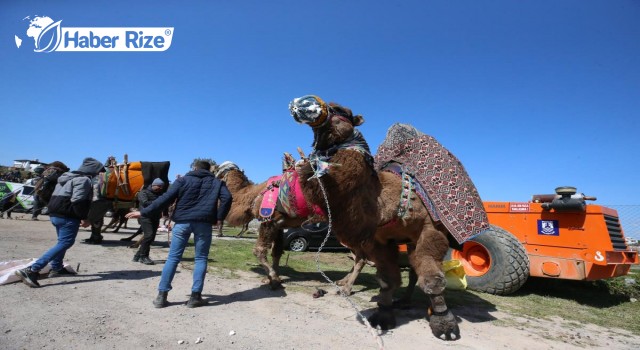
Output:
top-left (126, 161), bottom-right (232, 308)
top-left (15, 157), bottom-right (104, 288)
top-left (132, 178), bottom-right (165, 265)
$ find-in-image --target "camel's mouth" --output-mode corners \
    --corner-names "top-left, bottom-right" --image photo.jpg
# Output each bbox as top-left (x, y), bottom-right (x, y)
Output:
top-left (289, 95), bottom-right (328, 127)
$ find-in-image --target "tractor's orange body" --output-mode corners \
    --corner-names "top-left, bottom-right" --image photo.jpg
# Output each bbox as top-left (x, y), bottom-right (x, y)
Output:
top-left (483, 201), bottom-right (638, 281)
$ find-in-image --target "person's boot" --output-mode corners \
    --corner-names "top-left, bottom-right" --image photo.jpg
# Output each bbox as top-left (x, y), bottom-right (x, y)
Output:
top-left (83, 235), bottom-right (103, 244)
top-left (132, 254), bottom-right (141, 262)
top-left (153, 291), bottom-right (168, 308)
top-left (48, 267), bottom-right (78, 278)
top-left (186, 292), bottom-right (208, 308)
top-left (15, 267), bottom-right (40, 288)
top-left (139, 256), bottom-right (155, 265)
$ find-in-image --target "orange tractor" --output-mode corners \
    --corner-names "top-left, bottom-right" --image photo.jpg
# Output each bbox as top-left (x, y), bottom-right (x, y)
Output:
top-left (448, 186), bottom-right (639, 295)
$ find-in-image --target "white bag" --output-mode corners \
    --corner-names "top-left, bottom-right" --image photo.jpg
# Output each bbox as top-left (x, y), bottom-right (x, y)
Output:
top-left (0, 259), bottom-right (75, 285)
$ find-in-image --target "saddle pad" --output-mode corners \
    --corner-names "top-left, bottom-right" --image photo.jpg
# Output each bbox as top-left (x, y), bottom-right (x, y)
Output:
top-left (259, 176), bottom-right (281, 219)
top-left (375, 123), bottom-right (489, 243)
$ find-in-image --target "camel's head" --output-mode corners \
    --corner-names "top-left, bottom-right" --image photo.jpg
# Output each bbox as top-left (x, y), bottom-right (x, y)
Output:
top-left (214, 161), bottom-right (240, 179)
top-left (289, 95), bottom-right (365, 151)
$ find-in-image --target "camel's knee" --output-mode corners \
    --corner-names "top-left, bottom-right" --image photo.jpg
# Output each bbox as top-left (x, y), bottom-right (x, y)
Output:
top-left (418, 272), bottom-right (446, 295)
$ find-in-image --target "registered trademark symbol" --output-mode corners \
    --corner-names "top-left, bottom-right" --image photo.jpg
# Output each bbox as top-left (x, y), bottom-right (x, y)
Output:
top-left (165, 29), bottom-right (171, 36)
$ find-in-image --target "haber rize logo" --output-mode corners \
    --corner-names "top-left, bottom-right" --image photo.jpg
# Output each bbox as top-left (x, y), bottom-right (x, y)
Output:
top-left (15, 15), bottom-right (174, 53)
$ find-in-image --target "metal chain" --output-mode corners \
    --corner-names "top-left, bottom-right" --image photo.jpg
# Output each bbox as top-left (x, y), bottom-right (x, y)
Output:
top-left (309, 158), bottom-right (385, 350)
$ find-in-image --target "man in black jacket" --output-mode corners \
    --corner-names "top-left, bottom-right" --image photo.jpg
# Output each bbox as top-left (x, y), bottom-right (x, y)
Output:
top-left (126, 161), bottom-right (232, 308)
top-left (133, 178), bottom-right (165, 265)
top-left (15, 157), bottom-right (104, 288)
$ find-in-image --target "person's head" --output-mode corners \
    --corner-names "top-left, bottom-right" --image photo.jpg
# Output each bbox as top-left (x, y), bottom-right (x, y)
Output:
top-left (151, 178), bottom-right (165, 192)
top-left (76, 157), bottom-right (104, 176)
top-left (49, 161), bottom-right (70, 172)
top-left (193, 161), bottom-right (211, 172)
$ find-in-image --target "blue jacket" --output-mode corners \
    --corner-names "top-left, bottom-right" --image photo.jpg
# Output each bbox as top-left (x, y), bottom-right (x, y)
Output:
top-left (140, 169), bottom-right (232, 224)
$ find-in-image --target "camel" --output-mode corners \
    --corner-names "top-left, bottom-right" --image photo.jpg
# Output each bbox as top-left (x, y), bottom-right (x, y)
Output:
top-left (213, 160), bottom-right (328, 290)
top-left (84, 157), bottom-right (171, 244)
top-left (289, 95), bottom-right (487, 340)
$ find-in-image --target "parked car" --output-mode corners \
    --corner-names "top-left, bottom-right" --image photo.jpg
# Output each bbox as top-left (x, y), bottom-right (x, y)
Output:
top-left (283, 222), bottom-right (348, 252)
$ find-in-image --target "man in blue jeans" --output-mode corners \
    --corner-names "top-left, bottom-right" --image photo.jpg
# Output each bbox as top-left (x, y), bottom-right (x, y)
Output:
top-left (126, 160), bottom-right (232, 308)
top-left (15, 158), bottom-right (104, 288)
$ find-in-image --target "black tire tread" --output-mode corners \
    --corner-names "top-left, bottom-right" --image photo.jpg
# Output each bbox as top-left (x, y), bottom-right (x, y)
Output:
top-left (451, 225), bottom-right (529, 295)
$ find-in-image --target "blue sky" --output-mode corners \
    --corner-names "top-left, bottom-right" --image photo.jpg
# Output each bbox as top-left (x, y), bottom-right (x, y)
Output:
top-left (1, 0), bottom-right (639, 206)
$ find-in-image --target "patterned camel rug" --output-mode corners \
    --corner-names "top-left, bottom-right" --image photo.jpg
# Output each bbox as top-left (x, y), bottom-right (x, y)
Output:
top-left (374, 123), bottom-right (489, 243)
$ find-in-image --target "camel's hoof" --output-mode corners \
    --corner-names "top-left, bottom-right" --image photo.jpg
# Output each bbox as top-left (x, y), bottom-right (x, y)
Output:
top-left (428, 310), bottom-right (460, 340)
top-left (337, 287), bottom-right (352, 296)
top-left (269, 281), bottom-right (284, 290)
top-left (367, 308), bottom-right (396, 330)
top-left (392, 298), bottom-right (413, 310)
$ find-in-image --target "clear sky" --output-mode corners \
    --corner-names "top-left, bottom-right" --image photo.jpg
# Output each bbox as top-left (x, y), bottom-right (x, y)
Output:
top-left (1, 0), bottom-right (639, 206)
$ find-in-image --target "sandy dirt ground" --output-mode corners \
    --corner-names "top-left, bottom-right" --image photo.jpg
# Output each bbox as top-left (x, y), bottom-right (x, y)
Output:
top-left (1, 215), bottom-right (640, 350)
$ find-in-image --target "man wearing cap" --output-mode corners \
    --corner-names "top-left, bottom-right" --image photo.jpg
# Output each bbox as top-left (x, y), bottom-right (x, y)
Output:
top-left (15, 157), bottom-right (104, 288)
top-left (132, 178), bottom-right (166, 265)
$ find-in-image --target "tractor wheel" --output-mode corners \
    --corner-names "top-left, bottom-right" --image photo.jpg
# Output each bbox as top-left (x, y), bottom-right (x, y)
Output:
top-left (446, 225), bottom-right (529, 295)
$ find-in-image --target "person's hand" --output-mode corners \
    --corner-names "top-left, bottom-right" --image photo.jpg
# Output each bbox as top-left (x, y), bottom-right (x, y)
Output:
top-left (125, 211), bottom-right (141, 219)
top-left (80, 220), bottom-right (91, 228)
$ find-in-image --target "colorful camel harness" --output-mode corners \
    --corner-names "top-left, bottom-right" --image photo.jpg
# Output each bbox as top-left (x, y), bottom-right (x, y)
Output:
top-left (258, 168), bottom-right (325, 221)
top-left (259, 125), bottom-right (374, 221)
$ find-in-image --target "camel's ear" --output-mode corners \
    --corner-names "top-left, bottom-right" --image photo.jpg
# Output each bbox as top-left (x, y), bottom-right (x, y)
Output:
top-left (353, 115), bottom-right (365, 126)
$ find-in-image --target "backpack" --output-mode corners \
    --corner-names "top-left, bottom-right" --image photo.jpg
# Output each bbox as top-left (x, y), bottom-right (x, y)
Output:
top-left (33, 166), bottom-right (65, 205)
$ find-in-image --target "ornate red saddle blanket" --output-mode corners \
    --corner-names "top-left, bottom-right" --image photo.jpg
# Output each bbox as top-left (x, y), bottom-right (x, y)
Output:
top-left (259, 169), bottom-right (325, 220)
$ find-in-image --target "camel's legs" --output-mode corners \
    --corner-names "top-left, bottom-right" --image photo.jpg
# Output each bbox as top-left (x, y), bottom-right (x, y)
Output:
top-left (335, 250), bottom-right (367, 295)
top-left (395, 245), bottom-right (418, 306)
top-left (271, 229), bottom-right (284, 271)
top-left (216, 222), bottom-right (224, 237)
top-left (252, 222), bottom-right (283, 289)
top-left (236, 223), bottom-right (249, 237)
top-left (411, 225), bottom-right (459, 340)
top-left (367, 241), bottom-right (402, 330)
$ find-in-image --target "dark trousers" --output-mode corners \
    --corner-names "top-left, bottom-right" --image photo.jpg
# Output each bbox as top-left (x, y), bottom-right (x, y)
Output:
top-left (136, 217), bottom-right (159, 257)
top-left (31, 195), bottom-right (43, 218)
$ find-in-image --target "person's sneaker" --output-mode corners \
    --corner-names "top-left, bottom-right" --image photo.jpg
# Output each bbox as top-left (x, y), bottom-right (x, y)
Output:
top-left (139, 256), bottom-right (155, 265)
top-left (153, 291), bottom-right (168, 308)
top-left (31, 217), bottom-right (39, 221)
top-left (186, 292), bottom-right (208, 308)
top-left (15, 267), bottom-right (40, 288)
top-left (132, 254), bottom-right (141, 262)
top-left (48, 267), bottom-right (78, 278)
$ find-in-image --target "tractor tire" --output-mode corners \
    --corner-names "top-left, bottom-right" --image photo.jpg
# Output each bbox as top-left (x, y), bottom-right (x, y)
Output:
top-left (446, 225), bottom-right (529, 295)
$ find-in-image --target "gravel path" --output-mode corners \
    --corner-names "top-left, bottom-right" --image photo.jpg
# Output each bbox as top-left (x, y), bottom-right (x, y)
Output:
top-left (1, 215), bottom-right (639, 350)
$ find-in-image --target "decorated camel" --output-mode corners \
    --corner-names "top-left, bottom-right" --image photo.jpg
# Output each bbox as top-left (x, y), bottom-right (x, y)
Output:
top-left (213, 158), bottom-right (326, 289)
top-left (288, 95), bottom-right (490, 340)
top-left (85, 156), bottom-right (171, 243)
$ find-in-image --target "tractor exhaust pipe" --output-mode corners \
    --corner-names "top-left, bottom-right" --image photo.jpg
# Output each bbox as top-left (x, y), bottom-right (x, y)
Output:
top-left (533, 186), bottom-right (596, 212)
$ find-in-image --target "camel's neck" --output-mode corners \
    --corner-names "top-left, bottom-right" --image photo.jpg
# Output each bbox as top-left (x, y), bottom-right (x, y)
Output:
top-left (222, 170), bottom-right (252, 195)
top-left (312, 128), bottom-right (374, 167)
